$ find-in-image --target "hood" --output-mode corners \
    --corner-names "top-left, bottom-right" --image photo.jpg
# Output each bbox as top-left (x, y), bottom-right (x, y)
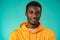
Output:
top-left (19, 22), bottom-right (44, 34)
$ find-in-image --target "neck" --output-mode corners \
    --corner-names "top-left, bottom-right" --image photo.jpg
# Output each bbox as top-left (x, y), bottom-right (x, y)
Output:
top-left (26, 22), bottom-right (39, 29)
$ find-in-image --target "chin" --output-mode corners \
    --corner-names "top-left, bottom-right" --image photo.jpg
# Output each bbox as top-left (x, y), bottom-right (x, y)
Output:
top-left (30, 22), bottom-right (37, 25)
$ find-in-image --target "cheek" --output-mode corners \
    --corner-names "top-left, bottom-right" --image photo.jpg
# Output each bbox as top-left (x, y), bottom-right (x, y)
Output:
top-left (27, 14), bottom-right (31, 20)
top-left (37, 16), bottom-right (40, 20)
top-left (27, 14), bottom-right (32, 18)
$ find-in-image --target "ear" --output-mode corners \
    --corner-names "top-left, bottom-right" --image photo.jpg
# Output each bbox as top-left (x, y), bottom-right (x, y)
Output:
top-left (25, 12), bottom-right (28, 16)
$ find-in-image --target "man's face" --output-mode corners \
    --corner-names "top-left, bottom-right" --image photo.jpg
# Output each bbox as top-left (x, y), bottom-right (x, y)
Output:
top-left (26, 6), bottom-right (41, 25)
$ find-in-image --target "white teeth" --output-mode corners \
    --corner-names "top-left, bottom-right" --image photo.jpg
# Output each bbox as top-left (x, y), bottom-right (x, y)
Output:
top-left (32, 18), bottom-right (35, 20)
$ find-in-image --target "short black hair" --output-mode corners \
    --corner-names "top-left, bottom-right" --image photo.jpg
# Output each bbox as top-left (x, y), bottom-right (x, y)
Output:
top-left (26, 1), bottom-right (42, 12)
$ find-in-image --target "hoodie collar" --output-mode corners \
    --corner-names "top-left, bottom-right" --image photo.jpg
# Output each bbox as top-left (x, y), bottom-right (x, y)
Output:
top-left (19, 22), bottom-right (44, 33)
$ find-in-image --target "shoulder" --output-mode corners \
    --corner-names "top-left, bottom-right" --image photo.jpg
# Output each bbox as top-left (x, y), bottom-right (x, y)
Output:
top-left (43, 28), bottom-right (54, 33)
top-left (42, 27), bottom-right (55, 36)
top-left (10, 27), bottom-right (22, 35)
top-left (43, 28), bottom-right (56, 40)
top-left (10, 30), bottom-right (18, 36)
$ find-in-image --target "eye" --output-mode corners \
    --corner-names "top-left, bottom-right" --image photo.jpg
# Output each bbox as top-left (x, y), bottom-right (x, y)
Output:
top-left (36, 11), bottom-right (40, 15)
top-left (29, 10), bottom-right (33, 14)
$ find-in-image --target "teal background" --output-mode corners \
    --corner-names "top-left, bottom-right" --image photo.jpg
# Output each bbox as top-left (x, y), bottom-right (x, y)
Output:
top-left (0, 0), bottom-right (60, 40)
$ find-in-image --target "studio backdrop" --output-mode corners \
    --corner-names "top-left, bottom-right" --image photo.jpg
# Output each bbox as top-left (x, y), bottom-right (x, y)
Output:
top-left (0, 0), bottom-right (60, 40)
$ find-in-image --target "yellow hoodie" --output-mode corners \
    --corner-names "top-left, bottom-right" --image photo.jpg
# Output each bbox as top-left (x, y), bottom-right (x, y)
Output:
top-left (9, 22), bottom-right (55, 40)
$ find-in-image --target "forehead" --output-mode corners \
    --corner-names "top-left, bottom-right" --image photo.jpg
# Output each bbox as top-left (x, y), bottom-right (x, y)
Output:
top-left (28, 6), bottom-right (40, 11)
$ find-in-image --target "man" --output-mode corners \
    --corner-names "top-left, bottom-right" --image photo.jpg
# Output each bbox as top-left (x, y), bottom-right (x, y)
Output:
top-left (9, 1), bottom-right (55, 40)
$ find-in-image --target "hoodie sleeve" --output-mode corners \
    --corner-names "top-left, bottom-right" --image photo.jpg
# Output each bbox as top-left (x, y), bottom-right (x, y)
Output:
top-left (49, 31), bottom-right (56, 40)
top-left (9, 30), bottom-right (17, 40)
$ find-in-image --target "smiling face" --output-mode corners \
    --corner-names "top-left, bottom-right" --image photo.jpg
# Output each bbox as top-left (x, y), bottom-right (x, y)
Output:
top-left (26, 6), bottom-right (41, 25)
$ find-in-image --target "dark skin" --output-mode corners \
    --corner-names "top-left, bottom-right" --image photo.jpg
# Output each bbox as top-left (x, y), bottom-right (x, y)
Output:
top-left (26, 6), bottom-right (41, 29)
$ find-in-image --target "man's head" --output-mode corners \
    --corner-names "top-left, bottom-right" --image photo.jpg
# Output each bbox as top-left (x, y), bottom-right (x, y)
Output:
top-left (26, 1), bottom-right (42, 25)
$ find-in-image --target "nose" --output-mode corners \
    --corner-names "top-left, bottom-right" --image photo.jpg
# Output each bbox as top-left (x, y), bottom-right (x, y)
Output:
top-left (33, 13), bottom-right (37, 18)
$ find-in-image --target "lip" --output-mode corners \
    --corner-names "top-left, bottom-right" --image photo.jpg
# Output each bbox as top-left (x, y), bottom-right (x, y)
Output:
top-left (31, 19), bottom-right (37, 22)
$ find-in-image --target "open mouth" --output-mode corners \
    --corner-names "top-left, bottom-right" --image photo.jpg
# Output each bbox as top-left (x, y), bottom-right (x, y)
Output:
top-left (31, 18), bottom-right (37, 22)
